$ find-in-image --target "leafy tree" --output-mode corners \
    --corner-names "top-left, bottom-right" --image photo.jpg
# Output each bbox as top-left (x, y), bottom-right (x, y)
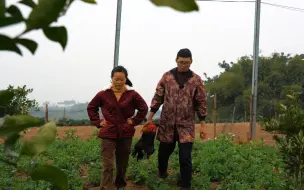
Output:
top-left (205, 53), bottom-right (304, 122)
top-left (260, 93), bottom-right (304, 189)
top-left (5, 85), bottom-right (39, 115)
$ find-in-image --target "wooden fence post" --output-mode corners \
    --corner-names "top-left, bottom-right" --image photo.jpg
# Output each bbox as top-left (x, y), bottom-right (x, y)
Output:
top-left (213, 94), bottom-right (217, 139)
top-left (249, 95), bottom-right (253, 139)
top-left (45, 104), bottom-right (48, 123)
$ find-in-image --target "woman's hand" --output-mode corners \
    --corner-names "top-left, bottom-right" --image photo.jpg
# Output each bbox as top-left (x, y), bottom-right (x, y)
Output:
top-left (100, 120), bottom-right (108, 128)
top-left (127, 118), bottom-right (134, 125)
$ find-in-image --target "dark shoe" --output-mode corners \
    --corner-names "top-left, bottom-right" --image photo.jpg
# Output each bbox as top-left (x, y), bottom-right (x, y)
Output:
top-left (180, 188), bottom-right (190, 190)
top-left (158, 170), bottom-right (168, 179)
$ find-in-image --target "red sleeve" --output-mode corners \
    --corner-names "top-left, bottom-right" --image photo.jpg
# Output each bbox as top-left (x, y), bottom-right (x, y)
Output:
top-left (87, 92), bottom-right (103, 128)
top-left (131, 91), bottom-right (148, 126)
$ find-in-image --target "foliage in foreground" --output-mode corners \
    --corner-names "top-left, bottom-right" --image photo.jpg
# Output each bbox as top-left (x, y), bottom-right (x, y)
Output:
top-left (0, 89), bottom-right (68, 190)
top-left (0, 0), bottom-right (198, 56)
top-left (0, 131), bottom-right (290, 190)
top-left (261, 93), bottom-right (304, 189)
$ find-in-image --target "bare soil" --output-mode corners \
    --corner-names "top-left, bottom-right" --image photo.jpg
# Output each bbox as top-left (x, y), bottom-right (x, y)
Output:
top-left (3, 122), bottom-right (274, 144)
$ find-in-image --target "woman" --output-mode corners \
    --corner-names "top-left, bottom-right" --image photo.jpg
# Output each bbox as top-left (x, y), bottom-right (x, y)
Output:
top-left (87, 66), bottom-right (148, 190)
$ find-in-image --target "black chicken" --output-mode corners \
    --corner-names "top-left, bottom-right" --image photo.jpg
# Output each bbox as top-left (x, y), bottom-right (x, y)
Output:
top-left (132, 123), bottom-right (157, 161)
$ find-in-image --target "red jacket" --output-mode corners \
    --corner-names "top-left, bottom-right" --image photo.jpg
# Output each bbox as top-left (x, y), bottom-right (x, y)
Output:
top-left (87, 87), bottom-right (148, 139)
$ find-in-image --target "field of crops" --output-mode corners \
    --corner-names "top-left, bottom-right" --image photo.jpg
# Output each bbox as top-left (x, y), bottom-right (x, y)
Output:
top-left (0, 126), bottom-right (290, 190)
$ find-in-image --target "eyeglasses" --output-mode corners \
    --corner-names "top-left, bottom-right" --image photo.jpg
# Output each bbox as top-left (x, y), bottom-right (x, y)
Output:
top-left (177, 61), bottom-right (191, 65)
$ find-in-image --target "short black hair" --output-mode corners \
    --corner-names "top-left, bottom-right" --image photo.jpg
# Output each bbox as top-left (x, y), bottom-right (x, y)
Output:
top-left (111, 65), bottom-right (133, 87)
top-left (176, 48), bottom-right (192, 59)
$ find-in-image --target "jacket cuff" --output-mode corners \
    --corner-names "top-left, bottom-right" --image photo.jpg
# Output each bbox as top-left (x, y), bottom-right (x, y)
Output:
top-left (150, 108), bottom-right (159, 113)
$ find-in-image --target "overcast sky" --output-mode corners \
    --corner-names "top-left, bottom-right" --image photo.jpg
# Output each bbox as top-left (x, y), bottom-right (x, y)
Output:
top-left (1, 0), bottom-right (304, 106)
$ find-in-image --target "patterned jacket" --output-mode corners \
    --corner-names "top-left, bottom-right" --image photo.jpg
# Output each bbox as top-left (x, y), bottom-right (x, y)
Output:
top-left (150, 68), bottom-right (207, 143)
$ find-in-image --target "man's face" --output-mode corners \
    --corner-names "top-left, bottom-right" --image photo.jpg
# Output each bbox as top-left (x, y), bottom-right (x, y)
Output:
top-left (176, 57), bottom-right (192, 72)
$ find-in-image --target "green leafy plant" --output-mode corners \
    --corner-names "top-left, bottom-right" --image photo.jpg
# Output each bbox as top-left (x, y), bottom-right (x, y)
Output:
top-left (0, 90), bottom-right (68, 190)
top-left (260, 93), bottom-right (304, 189)
top-left (4, 85), bottom-right (39, 115)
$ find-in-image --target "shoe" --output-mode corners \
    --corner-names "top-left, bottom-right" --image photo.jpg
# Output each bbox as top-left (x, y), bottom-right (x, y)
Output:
top-left (158, 170), bottom-right (168, 179)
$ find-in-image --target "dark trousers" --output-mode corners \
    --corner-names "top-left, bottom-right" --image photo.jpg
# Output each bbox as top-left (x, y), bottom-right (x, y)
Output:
top-left (158, 127), bottom-right (193, 188)
top-left (100, 138), bottom-right (132, 190)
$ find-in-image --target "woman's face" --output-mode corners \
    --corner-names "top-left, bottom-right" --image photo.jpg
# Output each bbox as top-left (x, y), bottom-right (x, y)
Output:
top-left (112, 72), bottom-right (126, 90)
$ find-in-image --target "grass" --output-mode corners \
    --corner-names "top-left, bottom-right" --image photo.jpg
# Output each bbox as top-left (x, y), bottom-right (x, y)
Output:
top-left (0, 130), bottom-right (291, 190)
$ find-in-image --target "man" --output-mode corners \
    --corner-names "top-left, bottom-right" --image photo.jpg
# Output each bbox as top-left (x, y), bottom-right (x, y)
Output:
top-left (146, 48), bottom-right (207, 190)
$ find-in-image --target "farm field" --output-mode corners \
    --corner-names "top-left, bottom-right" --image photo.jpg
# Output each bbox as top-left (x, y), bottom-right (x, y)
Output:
top-left (0, 122), bottom-right (288, 190)
top-left (0, 122), bottom-right (275, 145)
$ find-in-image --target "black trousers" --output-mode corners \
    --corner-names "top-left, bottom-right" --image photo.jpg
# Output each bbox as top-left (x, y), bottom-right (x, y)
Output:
top-left (158, 127), bottom-right (193, 188)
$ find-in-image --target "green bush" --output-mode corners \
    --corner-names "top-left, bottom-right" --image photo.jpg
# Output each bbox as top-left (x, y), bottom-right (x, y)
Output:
top-left (261, 93), bottom-right (304, 189)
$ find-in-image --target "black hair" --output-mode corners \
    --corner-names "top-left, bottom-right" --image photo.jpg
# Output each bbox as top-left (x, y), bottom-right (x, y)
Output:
top-left (111, 66), bottom-right (133, 87)
top-left (176, 48), bottom-right (192, 59)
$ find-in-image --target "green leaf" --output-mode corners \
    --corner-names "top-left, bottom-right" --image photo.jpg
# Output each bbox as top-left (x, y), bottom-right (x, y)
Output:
top-left (0, 16), bottom-right (23, 28)
top-left (0, 0), bottom-right (5, 18)
top-left (19, 0), bottom-right (36, 8)
top-left (25, 0), bottom-right (67, 31)
top-left (15, 38), bottom-right (38, 55)
top-left (43, 26), bottom-right (68, 50)
top-left (21, 122), bottom-right (57, 157)
top-left (286, 94), bottom-right (295, 100)
top-left (81, 0), bottom-right (97, 4)
top-left (279, 103), bottom-right (287, 111)
top-left (0, 34), bottom-right (22, 55)
top-left (0, 90), bottom-right (14, 107)
top-left (4, 134), bottom-right (20, 157)
top-left (0, 115), bottom-right (43, 138)
top-left (7, 5), bottom-right (23, 18)
top-left (30, 164), bottom-right (68, 190)
top-left (150, 0), bottom-right (199, 12)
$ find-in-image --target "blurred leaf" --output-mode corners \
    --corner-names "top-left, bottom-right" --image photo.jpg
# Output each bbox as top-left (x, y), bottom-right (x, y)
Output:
top-left (279, 104), bottom-right (287, 111)
top-left (4, 133), bottom-right (20, 157)
top-left (30, 164), bottom-right (68, 190)
top-left (25, 0), bottom-right (67, 31)
top-left (21, 122), bottom-right (57, 157)
top-left (7, 5), bottom-right (23, 18)
top-left (43, 26), bottom-right (68, 50)
top-left (0, 115), bottom-right (43, 138)
top-left (0, 0), bottom-right (5, 18)
top-left (15, 38), bottom-right (38, 54)
top-left (0, 117), bottom-right (5, 127)
top-left (150, 0), bottom-right (199, 12)
top-left (81, 0), bottom-right (97, 4)
top-left (0, 16), bottom-right (23, 28)
top-left (0, 90), bottom-right (14, 106)
top-left (0, 34), bottom-right (22, 55)
top-left (19, 0), bottom-right (36, 8)
top-left (286, 94), bottom-right (295, 100)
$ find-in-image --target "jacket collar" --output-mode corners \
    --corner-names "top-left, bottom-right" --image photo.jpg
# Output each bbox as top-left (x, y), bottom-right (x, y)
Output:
top-left (102, 84), bottom-right (135, 92)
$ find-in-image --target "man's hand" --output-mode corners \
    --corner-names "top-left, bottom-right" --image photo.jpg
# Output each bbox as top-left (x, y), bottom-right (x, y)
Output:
top-left (145, 112), bottom-right (154, 125)
top-left (100, 120), bottom-right (108, 128)
top-left (200, 121), bottom-right (207, 141)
